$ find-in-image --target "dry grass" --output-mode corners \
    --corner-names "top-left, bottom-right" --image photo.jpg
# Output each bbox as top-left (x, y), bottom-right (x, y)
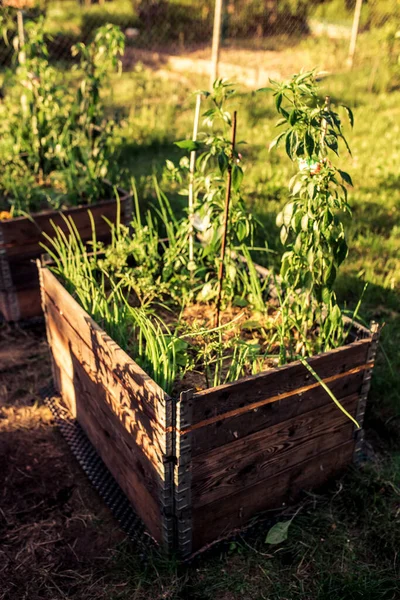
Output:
top-left (0, 322), bottom-right (131, 600)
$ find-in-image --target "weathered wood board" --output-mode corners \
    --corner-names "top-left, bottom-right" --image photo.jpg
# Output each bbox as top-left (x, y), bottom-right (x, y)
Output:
top-left (39, 266), bottom-right (174, 549)
top-left (0, 190), bottom-right (131, 321)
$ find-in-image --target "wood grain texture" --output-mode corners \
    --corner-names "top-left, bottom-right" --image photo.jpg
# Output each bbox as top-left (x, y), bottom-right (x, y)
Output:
top-left (191, 441), bottom-right (354, 550)
top-left (53, 357), bottom-right (164, 544)
top-left (40, 264), bottom-right (173, 547)
top-left (189, 340), bottom-right (370, 427)
top-left (45, 295), bottom-right (171, 460)
top-left (191, 394), bottom-right (358, 508)
top-left (41, 267), bottom-right (168, 419)
top-left (189, 370), bottom-right (364, 456)
top-left (0, 191), bottom-right (131, 321)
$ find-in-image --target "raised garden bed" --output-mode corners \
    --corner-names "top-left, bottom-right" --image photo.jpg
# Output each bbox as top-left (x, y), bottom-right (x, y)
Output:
top-left (38, 263), bottom-right (380, 557)
top-left (0, 188), bottom-right (131, 321)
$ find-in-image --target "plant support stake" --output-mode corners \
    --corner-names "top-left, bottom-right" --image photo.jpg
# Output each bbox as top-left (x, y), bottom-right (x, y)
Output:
top-left (17, 10), bottom-right (25, 63)
top-left (321, 95), bottom-right (330, 150)
top-left (347, 0), bottom-right (363, 69)
top-left (189, 93), bottom-right (202, 270)
top-left (210, 0), bottom-right (223, 86)
top-left (215, 110), bottom-right (237, 327)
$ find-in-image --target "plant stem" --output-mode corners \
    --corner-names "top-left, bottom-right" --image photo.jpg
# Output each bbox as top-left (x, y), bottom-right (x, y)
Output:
top-left (189, 93), bottom-right (202, 271)
top-left (215, 110), bottom-right (237, 327)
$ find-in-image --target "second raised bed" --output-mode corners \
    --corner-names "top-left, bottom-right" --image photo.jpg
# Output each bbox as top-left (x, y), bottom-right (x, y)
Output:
top-left (0, 188), bottom-right (131, 321)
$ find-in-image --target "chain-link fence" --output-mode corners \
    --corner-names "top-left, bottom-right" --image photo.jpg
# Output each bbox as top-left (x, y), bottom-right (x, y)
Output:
top-left (1, 1), bottom-right (400, 85)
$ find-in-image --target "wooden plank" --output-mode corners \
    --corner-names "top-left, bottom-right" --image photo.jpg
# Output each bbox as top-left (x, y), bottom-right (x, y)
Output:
top-left (191, 394), bottom-right (358, 508)
top-left (52, 357), bottom-right (164, 544)
top-left (190, 369), bottom-right (365, 456)
top-left (41, 266), bottom-right (169, 419)
top-left (41, 266), bottom-right (172, 546)
top-left (0, 193), bottom-right (131, 259)
top-left (191, 440), bottom-right (354, 550)
top-left (0, 258), bottom-right (38, 289)
top-left (189, 339), bottom-right (371, 427)
top-left (45, 295), bottom-right (171, 459)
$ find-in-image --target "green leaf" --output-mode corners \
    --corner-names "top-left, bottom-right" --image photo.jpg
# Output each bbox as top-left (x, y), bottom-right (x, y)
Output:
top-left (275, 92), bottom-right (283, 113)
top-left (241, 319), bottom-right (262, 331)
top-left (280, 256), bottom-right (291, 279)
top-left (175, 140), bottom-right (201, 151)
top-left (294, 233), bottom-right (302, 253)
top-left (301, 214), bottom-right (309, 231)
top-left (232, 164), bottom-right (244, 192)
top-left (265, 520), bottom-right (292, 545)
top-left (280, 225), bottom-right (288, 245)
top-left (293, 210), bottom-right (303, 232)
top-left (325, 135), bottom-right (339, 155)
top-left (236, 219), bottom-right (246, 242)
top-left (307, 182), bottom-right (316, 199)
top-left (233, 296), bottom-right (248, 307)
top-left (218, 151), bottom-right (228, 174)
top-left (282, 202), bottom-right (294, 226)
top-left (269, 130), bottom-right (286, 152)
top-left (307, 247), bottom-right (314, 267)
top-left (341, 105), bottom-right (354, 128)
top-left (335, 239), bottom-right (348, 265)
top-left (331, 303), bottom-right (342, 326)
top-left (324, 263), bottom-right (336, 288)
top-left (285, 130), bottom-right (294, 159)
top-left (296, 71), bottom-right (313, 84)
top-left (322, 286), bottom-right (331, 305)
top-left (289, 109), bottom-right (298, 126)
top-left (276, 211), bottom-right (284, 227)
top-left (292, 180), bottom-right (302, 196)
top-left (338, 169), bottom-right (353, 186)
top-left (305, 131), bottom-right (315, 156)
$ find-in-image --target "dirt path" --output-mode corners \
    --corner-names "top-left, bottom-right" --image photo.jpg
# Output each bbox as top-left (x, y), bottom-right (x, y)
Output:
top-left (122, 35), bottom-right (349, 89)
top-left (0, 323), bottom-right (128, 600)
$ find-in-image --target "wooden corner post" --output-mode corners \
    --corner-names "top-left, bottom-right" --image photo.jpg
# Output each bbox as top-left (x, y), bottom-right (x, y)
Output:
top-left (174, 389), bottom-right (194, 558)
top-left (353, 321), bottom-right (381, 463)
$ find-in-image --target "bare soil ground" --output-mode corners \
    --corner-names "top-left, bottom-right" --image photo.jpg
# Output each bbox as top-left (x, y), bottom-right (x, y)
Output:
top-left (0, 322), bottom-right (131, 600)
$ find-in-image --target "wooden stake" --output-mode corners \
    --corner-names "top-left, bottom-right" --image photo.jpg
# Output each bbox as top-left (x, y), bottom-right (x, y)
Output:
top-left (17, 9), bottom-right (25, 63)
top-left (347, 0), bottom-right (363, 69)
top-left (321, 95), bottom-right (330, 151)
top-left (188, 94), bottom-right (202, 270)
top-left (210, 0), bottom-right (224, 87)
top-left (214, 110), bottom-right (237, 327)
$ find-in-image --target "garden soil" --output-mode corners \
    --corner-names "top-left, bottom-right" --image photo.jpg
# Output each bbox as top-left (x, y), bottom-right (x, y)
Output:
top-left (0, 322), bottom-right (126, 600)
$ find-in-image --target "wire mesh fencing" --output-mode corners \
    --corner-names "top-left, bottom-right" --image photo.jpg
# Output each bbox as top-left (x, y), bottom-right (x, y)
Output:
top-left (1, 1), bottom-right (400, 85)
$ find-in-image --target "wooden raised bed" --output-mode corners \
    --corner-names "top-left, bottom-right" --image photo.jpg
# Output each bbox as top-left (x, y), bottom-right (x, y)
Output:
top-left (0, 188), bottom-right (131, 321)
top-left (39, 263), bottom-right (380, 557)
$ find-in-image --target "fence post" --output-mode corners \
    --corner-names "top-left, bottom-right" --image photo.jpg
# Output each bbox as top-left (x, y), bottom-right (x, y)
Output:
top-left (17, 10), bottom-right (26, 63)
top-left (210, 0), bottom-right (224, 87)
top-left (347, 0), bottom-right (363, 69)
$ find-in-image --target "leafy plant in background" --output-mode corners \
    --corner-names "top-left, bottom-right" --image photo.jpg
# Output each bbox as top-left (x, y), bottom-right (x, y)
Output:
top-left (170, 79), bottom-right (260, 308)
top-left (268, 70), bottom-right (354, 360)
top-left (0, 19), bottom-right (125, 216)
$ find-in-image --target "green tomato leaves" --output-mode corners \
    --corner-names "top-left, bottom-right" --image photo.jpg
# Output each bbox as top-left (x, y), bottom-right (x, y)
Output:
top-left (269, 70), bottom-right (354, 352)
